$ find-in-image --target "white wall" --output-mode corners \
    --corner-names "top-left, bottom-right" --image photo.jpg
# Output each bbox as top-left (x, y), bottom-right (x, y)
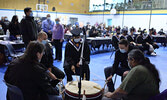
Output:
top-left (89, 14), bottom-right (167, 32)
top-left (1, 9), bottom-right (167, 32)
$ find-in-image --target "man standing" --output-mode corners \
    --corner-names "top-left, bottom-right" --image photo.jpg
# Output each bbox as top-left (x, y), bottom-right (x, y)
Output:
top-left (52, 18), bottom-right (64, 61)
top-left (42, 14), bottom-right (54, 40)
top-left (20, 7), bottom-right (37, 47)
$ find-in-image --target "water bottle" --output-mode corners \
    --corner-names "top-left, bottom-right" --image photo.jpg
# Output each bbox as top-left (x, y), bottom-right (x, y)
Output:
top-left (6, 29), bottom-right (10, 40)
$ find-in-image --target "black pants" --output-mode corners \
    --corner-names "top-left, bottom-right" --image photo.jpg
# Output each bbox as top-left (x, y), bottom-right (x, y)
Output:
top-left (50, 66), bottom-right (65, 87)
top-left (64, 65), bottom-right (90, 82)
top-left (53, 39), bottom-right (63, 60)
top-left (46, 33), bottom-right (52, 41)
top-left (104, 66), bottom-right (130, 92)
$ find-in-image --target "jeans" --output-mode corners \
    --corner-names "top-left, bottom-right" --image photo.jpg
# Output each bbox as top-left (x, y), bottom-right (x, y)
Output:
top-left (104, 66), bottom-right (130, 92)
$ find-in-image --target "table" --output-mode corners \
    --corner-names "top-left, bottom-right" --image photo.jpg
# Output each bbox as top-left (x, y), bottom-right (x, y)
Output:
top-left (0, 40), bottom-right (25, 58)
top-left (0, 35), bottom-right (7, 40)
top-left (152, 35), bottom-right (167, 46)
top-left (86, 37), bottom-right (112, 51)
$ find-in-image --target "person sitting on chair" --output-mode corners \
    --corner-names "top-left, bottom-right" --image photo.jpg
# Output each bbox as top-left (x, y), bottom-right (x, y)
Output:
top-left (37, 31), bottom-right (65, 87)
top-left (112, 28), bottom-right (120, 50)
top-left (104, 39), bottom-right (137, 92)
top-left (4, 41), bottom-right (62, 100)
top-left (127, 27), bottom-right (135, 44)
top-left (64, 29), bottom-right (90, 82)
top-left (104, 49), bottom-right (160, 100)
top-left (120, 28), bottom-right (128, 40)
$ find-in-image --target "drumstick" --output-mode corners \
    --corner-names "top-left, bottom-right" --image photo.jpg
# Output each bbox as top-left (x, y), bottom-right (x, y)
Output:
top-left (103, 81), bottom-right (108, 89)
top-left (93, 86), bottom-right (101, 90)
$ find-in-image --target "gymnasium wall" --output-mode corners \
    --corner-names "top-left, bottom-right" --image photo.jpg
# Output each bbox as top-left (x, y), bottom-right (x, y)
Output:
top-left (0, 0), bottom-right (167, 31)
top-left (89, 10), bottom-right (167, 31)
top-left (0, 0), bottom-right (89, 14)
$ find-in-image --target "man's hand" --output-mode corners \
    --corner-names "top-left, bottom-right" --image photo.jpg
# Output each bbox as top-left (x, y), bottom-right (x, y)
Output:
top-left (106, 75), bottom-right (113, 82)
top-left (60, 39), bottom-right (63, 43)
top-left (76, 62), bottom-right (80, 67)
top-left (104, 92), bottom-right (113, 98)
top-left (48, 30), bottom-right (51, 33)
top-left (71, 65), bottom-right (75, 73)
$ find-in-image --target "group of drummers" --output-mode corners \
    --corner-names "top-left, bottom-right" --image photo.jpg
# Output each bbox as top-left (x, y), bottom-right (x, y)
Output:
top-left (4, 27), bottom-right (161, 100)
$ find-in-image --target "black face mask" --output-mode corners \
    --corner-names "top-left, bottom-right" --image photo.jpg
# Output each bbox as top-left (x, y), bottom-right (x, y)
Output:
top-left (16, 19), bottom-right (18, 22)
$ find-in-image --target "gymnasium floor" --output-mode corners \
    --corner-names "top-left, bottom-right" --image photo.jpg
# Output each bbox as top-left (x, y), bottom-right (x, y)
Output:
top-left (0, 45), bottom-right (167, 100)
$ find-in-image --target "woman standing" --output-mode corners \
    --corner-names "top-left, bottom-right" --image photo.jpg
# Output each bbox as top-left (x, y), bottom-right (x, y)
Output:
top-left (9, 15), bottom-right (21, 40)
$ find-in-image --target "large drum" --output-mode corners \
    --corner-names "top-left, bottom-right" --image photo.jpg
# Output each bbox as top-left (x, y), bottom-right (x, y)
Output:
top-left (65, 80), bottom-right (102, 100)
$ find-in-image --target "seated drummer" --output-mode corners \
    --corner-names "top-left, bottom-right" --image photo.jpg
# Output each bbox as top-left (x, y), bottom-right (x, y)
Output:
top-left (37, 31), bottom-right (65, 87)
top-left (64, 29), bottom-right (90, 82)
top-left (4, 41), bottom-right (62, 100)
top-left (104, 39), bottom-right (138, 92)
top-left (104, 49), bottom-right (160, 100)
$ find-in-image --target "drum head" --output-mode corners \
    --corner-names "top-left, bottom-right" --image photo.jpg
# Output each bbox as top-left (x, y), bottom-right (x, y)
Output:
top-left (65, 80), bottom-right (101, 95)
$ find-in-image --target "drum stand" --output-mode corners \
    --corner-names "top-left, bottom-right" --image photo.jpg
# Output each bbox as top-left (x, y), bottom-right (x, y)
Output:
top-left (78, 34), bottom-right (86, 100)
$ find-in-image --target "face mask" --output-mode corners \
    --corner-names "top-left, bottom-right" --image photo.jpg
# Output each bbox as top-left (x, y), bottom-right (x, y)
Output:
top-left (30, 12), bottom-right (33, 17)
top-left (74, 38), bottom-right (80, 43)
top-left (42, 40), bottom-right (48, 45)
top-left (128, 62), bottom-right (132, 69)
top-left (5, 18), bottom-right (8, 20)
top-left (47, 17), bottom-right (50, 20)
top-left (0, 27), bottom-right (2, 30)
top-left (56, 21), bottom-right (59, 24)
top-left (16, 19), bottom-right (18, 22)
top-left (120, 49), bottom-right (126, 53)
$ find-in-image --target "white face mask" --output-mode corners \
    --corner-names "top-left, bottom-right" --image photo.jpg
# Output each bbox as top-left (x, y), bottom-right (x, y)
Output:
top-left (120, 49), bottom-right (126, 53)
top-left (128, 62), bottom-right (132, 69)
top-left (0, 27), bottom-right (2, 30)
top-left (74, 38), bottom-right (80, 43)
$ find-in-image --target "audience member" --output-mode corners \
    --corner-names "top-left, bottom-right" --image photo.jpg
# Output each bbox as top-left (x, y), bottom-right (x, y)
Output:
top-left (9, 15), bottom-right (21, 40)
top-left (42, 14), bottom-right (54, 40)
top-left (52, 18), bottom-right (64, 61)
top-left (20, 7), bottom-right (38, 47)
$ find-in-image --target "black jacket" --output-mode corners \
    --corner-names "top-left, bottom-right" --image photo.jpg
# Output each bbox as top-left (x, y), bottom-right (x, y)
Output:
top-left (127, 35), bottom-right (135, 42)
top-left (20, 16), bottom-right (37, 43)
top-left (4, 58), bottom-right (58, 100)
top-left (9, 22), bottom-right (21, 37)
top-left (1, 20), bottom-right (10, 34)
top-left (112, 35), bottom-right (119, 50)
top-left (41, 42), bottom-right (53, 69)
top-left (145, 35), bottom-right (154, 44)
top-left (111, 45), bottom-right (138, 75)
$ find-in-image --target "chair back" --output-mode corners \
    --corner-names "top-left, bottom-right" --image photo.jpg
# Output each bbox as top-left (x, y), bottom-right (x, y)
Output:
top-left (3, 80), bottom-right (24, 100)
top-left (5, 43), bottom-right (16, 57)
